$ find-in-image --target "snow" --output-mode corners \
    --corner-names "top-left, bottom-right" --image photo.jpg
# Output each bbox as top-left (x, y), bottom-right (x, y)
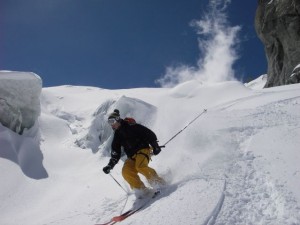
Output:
top-left (0, 71), bottom-right (42, 133)
top-left (245, 74), bottom-right (267, 90)
top-left (290, 64), bottom-right (300, 81)
top-left (1, 75), bottom-right (300, 225)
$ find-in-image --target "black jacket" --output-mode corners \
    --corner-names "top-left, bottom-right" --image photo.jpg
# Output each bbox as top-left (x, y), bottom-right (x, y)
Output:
top-left (108, 119), bottom-right (158, 167)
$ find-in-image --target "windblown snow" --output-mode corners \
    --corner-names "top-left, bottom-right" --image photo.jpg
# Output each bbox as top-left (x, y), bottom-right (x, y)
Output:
top-left (1, 73), bottom-right (300, 225)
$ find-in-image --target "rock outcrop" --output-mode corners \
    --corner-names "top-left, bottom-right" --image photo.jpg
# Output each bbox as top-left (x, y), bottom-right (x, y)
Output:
top-left (255, 0), bottom-right (300, 87)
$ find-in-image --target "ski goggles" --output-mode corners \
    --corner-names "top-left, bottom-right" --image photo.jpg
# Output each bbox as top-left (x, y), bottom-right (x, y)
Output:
top-left (107, 118), bottom-right (118, 125)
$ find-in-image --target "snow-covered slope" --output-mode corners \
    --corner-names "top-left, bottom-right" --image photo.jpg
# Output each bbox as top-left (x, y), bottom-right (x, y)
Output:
top-left (1, 80), bottom-right (300, 225)
top-left (245, 74), bottom-right (267, 90)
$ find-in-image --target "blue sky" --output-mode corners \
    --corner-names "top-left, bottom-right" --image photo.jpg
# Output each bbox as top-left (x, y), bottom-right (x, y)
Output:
top-left (0, 0), bottom-right (266, 89)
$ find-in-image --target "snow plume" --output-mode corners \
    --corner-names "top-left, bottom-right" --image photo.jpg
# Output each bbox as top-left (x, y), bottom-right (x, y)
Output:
top-left (156, 0), bottom-right (241, 87)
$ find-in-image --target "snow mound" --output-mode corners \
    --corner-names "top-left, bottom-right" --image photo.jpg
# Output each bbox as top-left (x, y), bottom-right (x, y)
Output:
top-left (76, 95), bottom-right (157, 153)
top-left (169, 80), bottom-right (253, 107)
top-left (0, 71), bottom-right (42, 133)
top-left (0, 123), bottom-right (47, 179)
top-left (245, 74), bottom-right (267, 90)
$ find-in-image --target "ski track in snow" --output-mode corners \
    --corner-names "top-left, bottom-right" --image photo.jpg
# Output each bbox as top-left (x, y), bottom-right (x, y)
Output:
top-left (203, 179), bottom-right (227, 225)
top-left (210, 95), bottom-right (300, 225)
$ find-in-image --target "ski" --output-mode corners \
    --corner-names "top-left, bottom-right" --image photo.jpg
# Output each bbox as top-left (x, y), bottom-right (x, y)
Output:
top-left (96, 191), bottom-right (160, 225)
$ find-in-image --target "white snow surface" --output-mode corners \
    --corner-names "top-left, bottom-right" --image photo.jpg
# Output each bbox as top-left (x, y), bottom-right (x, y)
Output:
top-left (1, 79), bottom-right (300, 225)
top-left (245, 74), bottom-right (267, 90)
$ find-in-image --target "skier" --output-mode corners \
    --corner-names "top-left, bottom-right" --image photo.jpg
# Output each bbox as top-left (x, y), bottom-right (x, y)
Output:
top-left (103, 109), bottom-right (165, 197)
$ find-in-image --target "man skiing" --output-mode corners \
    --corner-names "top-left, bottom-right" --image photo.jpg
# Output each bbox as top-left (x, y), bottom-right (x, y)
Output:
top-left (103, 109), bottom-right (165, 197)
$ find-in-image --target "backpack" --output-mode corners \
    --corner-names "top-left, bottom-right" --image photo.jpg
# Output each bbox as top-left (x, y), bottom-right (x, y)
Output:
top-left (124, 117), bottom-right (136, 125)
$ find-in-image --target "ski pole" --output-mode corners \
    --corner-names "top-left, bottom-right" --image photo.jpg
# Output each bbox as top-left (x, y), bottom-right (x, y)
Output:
top-left (160, 109), bottom-right (207, 147)
top-left (109, 173), bottom-right (128, 194)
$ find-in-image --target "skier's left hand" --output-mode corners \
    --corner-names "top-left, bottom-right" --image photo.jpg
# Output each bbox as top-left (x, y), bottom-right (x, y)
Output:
top-left (152, 146), bottom-right (161, 155)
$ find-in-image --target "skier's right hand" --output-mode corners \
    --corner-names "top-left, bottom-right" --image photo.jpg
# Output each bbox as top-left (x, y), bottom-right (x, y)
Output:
top-left (103, 165), bottom-right (112, 174)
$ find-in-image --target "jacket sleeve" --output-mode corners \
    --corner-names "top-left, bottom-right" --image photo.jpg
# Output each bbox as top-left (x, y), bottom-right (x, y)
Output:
top-left (133, 124), bottom-right (158, 147)
top-left (108, 133), bottom-right (122, 168)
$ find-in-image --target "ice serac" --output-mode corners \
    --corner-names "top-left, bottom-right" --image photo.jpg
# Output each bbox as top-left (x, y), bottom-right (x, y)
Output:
top-left (255, 0), bottom-right (300, 87)
top-left (0, 71), bottom-right (42, 133)
top-left (75, 95), bottom-right (157, 153)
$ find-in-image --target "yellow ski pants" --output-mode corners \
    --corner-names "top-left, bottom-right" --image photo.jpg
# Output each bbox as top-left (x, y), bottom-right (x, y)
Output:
top-left (122, 148), bottom-right (165, 190)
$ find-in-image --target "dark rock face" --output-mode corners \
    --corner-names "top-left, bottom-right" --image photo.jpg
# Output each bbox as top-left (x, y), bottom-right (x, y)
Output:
top-left (255, 0), bottom-right (300, 87)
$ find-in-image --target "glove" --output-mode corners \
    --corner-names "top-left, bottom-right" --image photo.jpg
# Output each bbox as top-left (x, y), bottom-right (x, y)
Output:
top-left (152, 146), bottom-right (161, 155)
top-left (150, 140), bottom-right (161, 155)
top-left (103, 165), bottom-right (112, 174)
top-left (103, 158), bottom-right (118, 174)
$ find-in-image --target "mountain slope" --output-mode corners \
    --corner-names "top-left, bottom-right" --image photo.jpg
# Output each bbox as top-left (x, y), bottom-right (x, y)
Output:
top-left (1, 81), bottom-right (300, 225)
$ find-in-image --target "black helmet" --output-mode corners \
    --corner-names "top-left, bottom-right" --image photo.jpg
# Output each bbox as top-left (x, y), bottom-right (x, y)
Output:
top-left (108, 109), bottom-right (121, 122)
